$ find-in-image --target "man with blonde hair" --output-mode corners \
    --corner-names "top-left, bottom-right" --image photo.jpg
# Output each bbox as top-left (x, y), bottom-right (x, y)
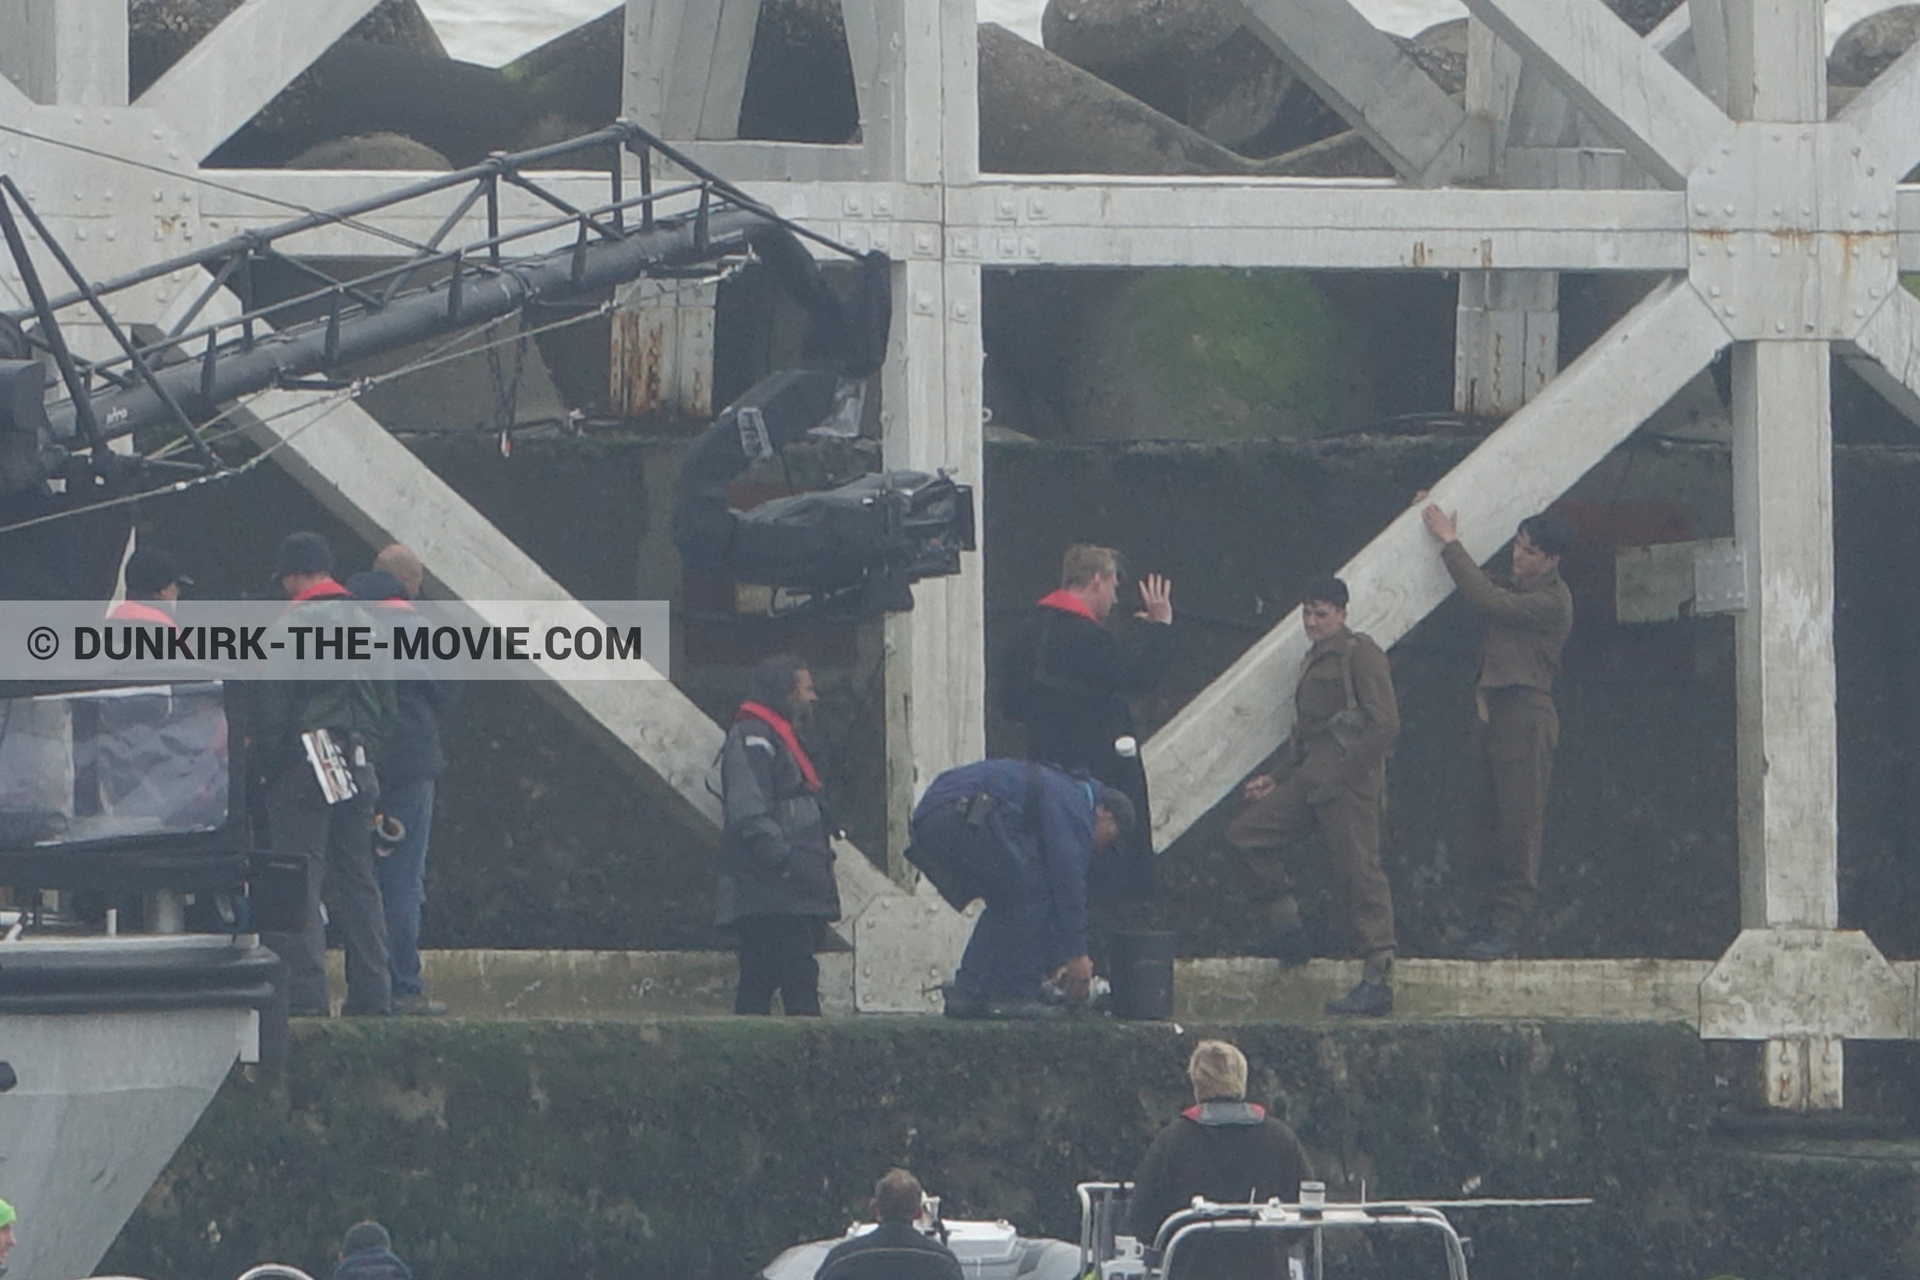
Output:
top-left (998, 543), bottom-right (1174, 909)
top-left (1129, 1041), bottom-right (1313, 1273)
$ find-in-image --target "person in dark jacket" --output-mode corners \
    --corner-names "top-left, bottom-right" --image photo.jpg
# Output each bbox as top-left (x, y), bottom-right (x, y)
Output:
top-left (815, 1169), bottom-right (962, 1280)
top-left (997, 544), bottom-right (1173, 907)
top-left (255, 531), bottom-right (396, 1017)
top-left (331, 1220), bottom-right (411, 1280)
top-left (1130, 1040), bottom-right (1314, 1279)
top-left (718, 654), bottom-right (841, 1015)
top-left (348, 543), bottom-right (460, 1017)
top-left (921, 759), bottom-right (1132, 1019)
top-left (109, 545), bottom-right (188, 625)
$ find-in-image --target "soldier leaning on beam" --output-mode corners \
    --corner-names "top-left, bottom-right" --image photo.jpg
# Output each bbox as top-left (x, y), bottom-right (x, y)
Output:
top-left (1227, 575), bottom-right (1399, 1018)
top-left (1421, 503), bottom-right (1575, 961)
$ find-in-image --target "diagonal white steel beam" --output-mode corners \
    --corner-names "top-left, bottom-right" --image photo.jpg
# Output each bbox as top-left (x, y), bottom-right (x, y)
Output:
top-left (1842, 286), bottom-right (1920, 428)
top-left (1145, 277), bottom-right (1730, 846)
top-left (1837, 38), bottom-right (1920, 181)
top-left (0, 69), bottom-right (28, 119)
top-left (1228, 0), bottom-right (1470, 184)
top-left (1462, 0), bottom-right (1733, 186)
top-left (241, 388), bottom-right (905, 924)
top-left (135, 0), bottom-right (384, 163)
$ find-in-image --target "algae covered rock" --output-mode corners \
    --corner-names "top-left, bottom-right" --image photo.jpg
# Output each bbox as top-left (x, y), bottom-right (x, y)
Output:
top-left (129, 0), bottom-right (445, 98)
top-left (1059, 270), bottom-right (1365, 440)
top-left (1830, 4), bottom-right (1920, 87)
top-left (980, 22), bottom-right (1266, 174)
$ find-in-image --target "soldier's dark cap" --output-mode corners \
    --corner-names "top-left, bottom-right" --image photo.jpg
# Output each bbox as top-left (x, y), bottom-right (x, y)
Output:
top-left (124, 547), bottom-right (190, 595)
top-left (275, 531), bottom-right (333, 578)
top-left (1097, 787), bottom-right (1137, 839)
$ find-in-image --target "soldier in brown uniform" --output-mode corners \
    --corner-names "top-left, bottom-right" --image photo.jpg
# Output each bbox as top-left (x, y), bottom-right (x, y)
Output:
top-left (1228, 576), bottom-right (1400, 1016)
top-left (1421, 505), bottom-right (1575, 959)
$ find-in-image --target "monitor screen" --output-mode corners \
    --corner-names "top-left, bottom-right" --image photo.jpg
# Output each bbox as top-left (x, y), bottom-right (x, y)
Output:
top-left (0, 680), bottom-right (246, 891)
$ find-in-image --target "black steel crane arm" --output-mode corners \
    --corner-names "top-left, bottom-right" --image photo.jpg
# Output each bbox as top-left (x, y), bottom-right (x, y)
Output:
top-left (1, 120), bottom-right (872, 462)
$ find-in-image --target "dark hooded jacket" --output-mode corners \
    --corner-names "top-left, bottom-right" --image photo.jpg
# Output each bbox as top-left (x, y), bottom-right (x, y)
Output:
top-left (346, 570), bottom-right (460, 784)
top-left (1130, 1100), bottom-right (1313, 1272)
top-left (715, 709), bottom-right (840, 927)
top-left (998, 595), bottom-right (1174, 902)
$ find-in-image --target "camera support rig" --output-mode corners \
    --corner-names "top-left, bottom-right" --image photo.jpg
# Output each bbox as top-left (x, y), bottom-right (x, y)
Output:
top-left (0, 121), bottom-right (876, 509)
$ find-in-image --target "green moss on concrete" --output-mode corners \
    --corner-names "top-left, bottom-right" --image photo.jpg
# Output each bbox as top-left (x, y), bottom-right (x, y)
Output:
top-left (103, 1019), bottom-right (1920, 1280)
top-left (1128, 271), bottom-right (1349, 440)
top-left (1136, 271), bottom-right (1347, 435)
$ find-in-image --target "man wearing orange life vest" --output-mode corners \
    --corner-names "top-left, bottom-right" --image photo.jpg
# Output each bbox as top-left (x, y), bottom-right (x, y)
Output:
top-left (107, 546), bottom-right (188, 627)
top-left (717, 653), bottom-right (841, 1015)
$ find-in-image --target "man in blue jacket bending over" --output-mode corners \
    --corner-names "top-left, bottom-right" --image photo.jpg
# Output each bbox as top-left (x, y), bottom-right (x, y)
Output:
top-left (919, 759), bottom-right (1133, 1021)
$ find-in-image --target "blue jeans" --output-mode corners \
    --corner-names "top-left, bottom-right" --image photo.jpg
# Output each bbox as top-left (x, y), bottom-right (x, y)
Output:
top-left (954, 853), bottom-right (1050, 1000)
top-left (376, 777), bottom-right (435, 998)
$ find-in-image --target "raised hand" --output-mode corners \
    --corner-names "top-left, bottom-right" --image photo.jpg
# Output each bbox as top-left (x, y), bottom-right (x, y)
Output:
top-left (1136, 573), bottom-right (1174, 624)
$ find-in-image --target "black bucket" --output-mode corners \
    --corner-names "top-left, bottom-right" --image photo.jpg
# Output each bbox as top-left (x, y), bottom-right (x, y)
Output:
top-left (1108, 930), bottom-right (1175, 1020)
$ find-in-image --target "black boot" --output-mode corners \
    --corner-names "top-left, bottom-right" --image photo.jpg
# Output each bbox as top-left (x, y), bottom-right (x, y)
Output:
top-left (1325, 979), bottom-right (1392, 1017)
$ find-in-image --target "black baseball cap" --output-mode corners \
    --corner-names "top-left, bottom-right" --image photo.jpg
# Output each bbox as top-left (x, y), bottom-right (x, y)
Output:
top-left (125, 547), bottom-right (190, 595)
top-left (274, 531), bottom-right (333, 578)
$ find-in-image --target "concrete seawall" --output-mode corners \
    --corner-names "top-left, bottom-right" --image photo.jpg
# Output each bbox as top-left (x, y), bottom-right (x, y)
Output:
top-left (104, 1007), bottom-right (1920, 1280)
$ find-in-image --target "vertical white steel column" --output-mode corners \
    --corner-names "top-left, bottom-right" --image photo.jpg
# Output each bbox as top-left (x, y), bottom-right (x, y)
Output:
top-left (609, 278), bottom-right (717, 420)
top-left (616, 0), bottom-right (745, 418)
top-left (1723, 0), bottom-right (1842, 1108)
top-left (880, 0), bottom-right (984, 877)
top-left (1453, 269), bottom-right (1559, 417)
top-left (0, 0), bottom-right (126, 107)
top-left (1454, 20), bottom-right (1556, 419)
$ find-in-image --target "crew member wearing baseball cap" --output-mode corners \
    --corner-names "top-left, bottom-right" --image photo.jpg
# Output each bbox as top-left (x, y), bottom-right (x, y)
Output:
top-left (109, 545), bottom-right (191, 626)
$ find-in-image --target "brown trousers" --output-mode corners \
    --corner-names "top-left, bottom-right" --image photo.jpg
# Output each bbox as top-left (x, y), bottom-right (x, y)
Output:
top-left (1225, 768), bottom-right (1395, 957)
top-left (1468, 686), bottom-right (1558, 933)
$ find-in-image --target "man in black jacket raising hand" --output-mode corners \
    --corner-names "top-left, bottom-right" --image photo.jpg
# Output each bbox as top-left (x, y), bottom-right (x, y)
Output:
top-left (998, 544), bottom-right (1174, 909)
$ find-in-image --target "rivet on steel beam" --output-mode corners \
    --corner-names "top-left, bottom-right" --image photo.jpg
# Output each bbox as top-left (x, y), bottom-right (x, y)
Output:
top-left (1723, 205), bottom-right (1735, 215)
top-left (1775, 321), bottom-right (1786, 333)
top-left (1694, 204), bottom-right (1708, 215)
top-left (1710, 286), bottom-right (1722, 297)
top-left (1870, 288), bottom-right (1881, 298)
top-left (1770, 245), bottom-right (1781, 256)
top-left (1697, 245), bottom-right (1708, 256)
top-left (1724, 305), bottom-right (1736, 316)
top-left (1855, 307), bottom-right (1866, 317)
